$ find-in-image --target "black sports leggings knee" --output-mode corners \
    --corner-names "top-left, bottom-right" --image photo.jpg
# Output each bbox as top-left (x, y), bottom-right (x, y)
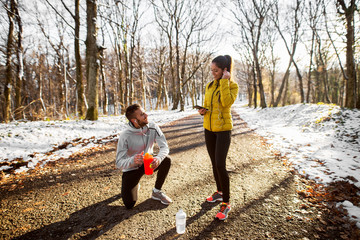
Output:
top-left (205, 129), bottom-right (231, 203)
top-left (121, 156), bottom-right (171, 209)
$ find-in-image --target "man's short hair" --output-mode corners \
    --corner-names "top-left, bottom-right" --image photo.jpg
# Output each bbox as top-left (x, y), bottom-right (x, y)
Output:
top-left (125, 104), bottom-right (141, 121)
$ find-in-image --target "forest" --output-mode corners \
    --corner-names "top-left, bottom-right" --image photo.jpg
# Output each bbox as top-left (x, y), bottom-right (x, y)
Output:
top-left (0, 0), bottom-right (359, 122)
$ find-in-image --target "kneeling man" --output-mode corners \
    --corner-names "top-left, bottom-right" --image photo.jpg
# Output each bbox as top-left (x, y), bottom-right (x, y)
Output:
top-left (116, 104), bottom-right (172, 209)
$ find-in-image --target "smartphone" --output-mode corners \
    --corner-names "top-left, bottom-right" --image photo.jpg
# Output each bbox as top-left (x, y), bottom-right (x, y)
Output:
top-left (194, 105), bottom-right (208, 111)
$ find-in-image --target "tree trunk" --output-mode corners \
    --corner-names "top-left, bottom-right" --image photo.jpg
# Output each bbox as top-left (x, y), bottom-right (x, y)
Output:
top-left (322, 67), bottom-right (330, 103)
top-left (270, 64), bottom-right (275, 107)
top-left (293, 61), bottom-right (305, 103)
top-left (129, 41), bottom-right (135, 104)
top-left (173, 37), bottom-right (181, 110)
top-left (155, 51), bottom-right (164, 110)
top-left (63, 53), bottom-right (69, 117)
top-left (168, 42), bottom-right (176, 110)
top-left (306, 0), bottom-right (319, 104)
top-left (4, 0), bottom-right (15, 123)
top-left (141, 68), bottom-right (146, 109)
top-left (100, 51), bottom-right (107, 115)
top-left (85, 0), bottom-right (100, 120)
top-left (99, 22), bottom-right (107, 115)
top-left (163, 76), bottom-right (169, 108)
top-left (357, 64), bottom-right (360, 108)
top-left (337, 0), bottom-right (356, 108)
top-left (139, 54), bottom-right (146, 109)
top-left (307, 31), bottom-right (315, 103)
top-left (314, 62), bottom-right (321, 102)
top-left (14, 0), bottom-right (23, 120)
top-left (344, 6), bottom-right (356, 108)
top-left (39, 72), bottom-right (47, 113)
top-left (282, 75), bottom-right (289, 106)
top-left (123, 37), bottom-right (129, 108)
top-left (245, 64), bottom-right (253, 107)
top-left (56, 55), bottom-right (64, 115)
top-left (191, 80), bottom-right (196, 107)
top-left (75, 0), bottom-right (85, 118)
top-left (113, 81), bottom-right (119, 115)
top-left (114, 39), bottom-right (124, 114)
top-left (255, 58), bottom-right (267, 108)
top-left (252, 64), bottom-right (257, 108)
top-left (274, 61), bottom-right (291, 107)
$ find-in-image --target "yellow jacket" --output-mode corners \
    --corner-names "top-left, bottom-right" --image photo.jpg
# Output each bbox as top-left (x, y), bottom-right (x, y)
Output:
top-left (203, 78), bottom-right (238, 132)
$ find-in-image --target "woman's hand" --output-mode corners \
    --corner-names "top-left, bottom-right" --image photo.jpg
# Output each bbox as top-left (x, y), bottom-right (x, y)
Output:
top-left (198, 108), bottom-right (207, 115)
top-left (222, 70), bottom-right (231, 79)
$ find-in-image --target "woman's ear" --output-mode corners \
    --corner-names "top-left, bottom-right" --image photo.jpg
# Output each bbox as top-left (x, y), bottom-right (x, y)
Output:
top-left (224, 67), bottom-right (227, 72)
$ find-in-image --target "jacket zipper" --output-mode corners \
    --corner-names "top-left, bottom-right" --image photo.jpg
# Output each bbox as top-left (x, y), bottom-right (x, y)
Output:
top-left (209, 81), bottom-right (219, 131)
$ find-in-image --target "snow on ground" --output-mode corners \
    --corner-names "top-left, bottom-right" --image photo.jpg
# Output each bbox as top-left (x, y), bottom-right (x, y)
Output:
top-left (1, 101), bottom-right (359, 227)
top-left (233, 102), bottom-right (360, 228)
top-left (0, 106), bottom-right (196, 173)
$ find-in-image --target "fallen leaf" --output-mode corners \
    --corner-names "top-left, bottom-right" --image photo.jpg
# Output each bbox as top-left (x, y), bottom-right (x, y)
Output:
top-left (23, 208), bottom-right (33, 213)
top-left (62, 191), bottom-right (71, 196)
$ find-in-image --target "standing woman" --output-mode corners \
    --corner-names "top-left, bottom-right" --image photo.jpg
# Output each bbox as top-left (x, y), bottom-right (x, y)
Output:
top-left (198, 55), bottom-right (238, 220)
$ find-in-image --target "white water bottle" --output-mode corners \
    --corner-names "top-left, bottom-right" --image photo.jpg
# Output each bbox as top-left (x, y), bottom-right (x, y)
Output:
top-left (175, 209), bottom-right (186, 234)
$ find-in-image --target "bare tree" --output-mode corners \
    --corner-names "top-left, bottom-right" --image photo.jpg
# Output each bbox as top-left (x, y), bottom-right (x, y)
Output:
top-left (135, 38), bottom-right (147, 109)
top-left (85, 0), bottom-right (100, 120)
top-left (273, 0), bottom-right (305, 105)
top-left (44, 0), bottom-right (86, 118)
top-left (13, 0), bottom-right (23, 120)
top-left (305, 0), bottom-right (322, 103)
top-left (153, 33), bottom-right (168, 110)
top-left (263, 23), bottom-right (279, 107)
top-left (37, 12), bottom-right (69, 117)
top-left (104, 1), bottom-right (125, 113)
top-left (74, 0), bottom-right (85, 117)
top-left (336, 0), bottom-right (357, 109)
top-left (152, 0), bottom-right (215, 111)
top-left (3, 0), bottom-right (15, 123)
top-left (99, 19), bottom-right (108, 115)
top-left (314, 31), bottom-right (331, 103)
top-left (231, 0), bottom-right (272, 108)
top-left (270, 1), bottom-right (301, 107)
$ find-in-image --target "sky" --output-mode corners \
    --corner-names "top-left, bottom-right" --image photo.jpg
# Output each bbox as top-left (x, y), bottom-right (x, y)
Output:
top-left (1, 101), bottom-right (359, 227)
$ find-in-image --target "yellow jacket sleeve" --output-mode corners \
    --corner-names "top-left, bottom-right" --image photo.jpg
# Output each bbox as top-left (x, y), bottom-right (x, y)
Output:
top-left (219, 79), bottom-right (238, 108)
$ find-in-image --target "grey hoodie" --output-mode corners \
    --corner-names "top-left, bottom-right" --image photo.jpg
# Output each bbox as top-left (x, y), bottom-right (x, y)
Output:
top-left (115, 121), bottom-right (169, 172)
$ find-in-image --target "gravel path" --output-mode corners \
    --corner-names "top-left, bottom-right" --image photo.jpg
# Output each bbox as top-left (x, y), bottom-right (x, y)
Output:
top-left (1, 112), bottom-right (358, 239)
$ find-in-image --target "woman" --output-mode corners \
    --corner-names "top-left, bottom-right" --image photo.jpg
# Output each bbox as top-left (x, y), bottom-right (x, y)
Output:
top-left (198, 55), bottom-right (238, 220)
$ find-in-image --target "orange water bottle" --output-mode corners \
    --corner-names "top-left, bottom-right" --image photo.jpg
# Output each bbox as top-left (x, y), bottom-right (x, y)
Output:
top-left (143, 153), bottom-right (154, 175)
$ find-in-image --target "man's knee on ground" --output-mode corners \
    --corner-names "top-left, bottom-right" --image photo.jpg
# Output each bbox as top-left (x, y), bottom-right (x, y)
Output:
top-left (124, 200), bottom-right (136, 209)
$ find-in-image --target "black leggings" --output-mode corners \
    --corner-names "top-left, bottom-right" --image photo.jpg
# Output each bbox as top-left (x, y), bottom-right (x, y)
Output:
top-left (121, 156), bottom-right (171, 209)
top-left (205, 129), bottom-right (231, 203)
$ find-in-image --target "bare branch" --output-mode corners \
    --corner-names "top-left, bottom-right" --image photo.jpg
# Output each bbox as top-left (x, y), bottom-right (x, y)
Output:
top-left (43, 0), bottom-right (75, 31)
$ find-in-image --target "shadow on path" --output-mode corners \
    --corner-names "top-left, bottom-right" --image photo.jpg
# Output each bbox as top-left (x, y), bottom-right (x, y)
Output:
top-left (191, 174), bottom-right (295, 239)
top-left (154, 201), bottom-right (219, 240)
top-left (15, 195), bottom-right (168, 240)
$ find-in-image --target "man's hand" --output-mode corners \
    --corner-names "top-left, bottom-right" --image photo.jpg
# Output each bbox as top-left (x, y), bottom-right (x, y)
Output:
top-left (151, 158), bottom-right (160, 170)
top-left (134, 152), bottom-right (144, 165)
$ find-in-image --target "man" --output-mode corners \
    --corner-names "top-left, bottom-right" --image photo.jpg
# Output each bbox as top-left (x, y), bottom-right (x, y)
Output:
top-left (115, 104), bottom-right (172, 209)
